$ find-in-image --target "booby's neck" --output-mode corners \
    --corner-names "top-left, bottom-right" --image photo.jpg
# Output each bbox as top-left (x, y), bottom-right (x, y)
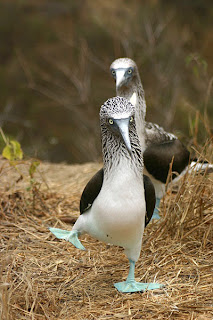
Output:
top-left (116, 75), bottom-right (147, 152)
top-left (100, 122), bottom-right (143, 180)
top-left (116, 74), bottom-right (146, 121)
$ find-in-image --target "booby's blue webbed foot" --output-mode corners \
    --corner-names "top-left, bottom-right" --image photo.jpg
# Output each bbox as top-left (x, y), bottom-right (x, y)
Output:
top-left (151, 197), bottom-right (161, 220)
top-left (49, 227), bottom-right (86, 251)
top-left (114, 280), bottom-right (163, 293)
top-left (114, 259), bottom-right (164, 293)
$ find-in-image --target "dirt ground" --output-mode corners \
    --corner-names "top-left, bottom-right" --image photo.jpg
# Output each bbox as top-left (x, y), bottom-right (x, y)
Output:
top-left (0, 157), bottom-right (212, 320)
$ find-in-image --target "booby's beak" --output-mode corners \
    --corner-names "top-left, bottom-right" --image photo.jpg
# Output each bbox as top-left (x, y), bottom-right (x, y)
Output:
top-left (115, 69), bottom-right (126, 88)
top-left (114, 118), bottom-right (132, 157)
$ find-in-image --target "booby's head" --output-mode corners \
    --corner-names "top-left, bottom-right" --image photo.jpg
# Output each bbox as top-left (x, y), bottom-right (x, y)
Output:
top-left (100, 96), bottom-right (136, 157)
top-left (110, 58), bottom-right (138, 89)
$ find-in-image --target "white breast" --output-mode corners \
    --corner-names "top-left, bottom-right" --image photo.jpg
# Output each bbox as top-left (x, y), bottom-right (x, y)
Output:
top-left (84, 161), bottom-right (146, 258)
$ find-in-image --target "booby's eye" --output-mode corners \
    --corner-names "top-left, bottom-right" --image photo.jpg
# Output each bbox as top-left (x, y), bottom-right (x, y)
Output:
top-left (128, 68), bottom-right (133, 74)
top-left (109, 119), bottom-right (114, 125)
top-left (129, 116), bottom-right (134, 123)
top-left (111, 70), bottom-right (116, 76)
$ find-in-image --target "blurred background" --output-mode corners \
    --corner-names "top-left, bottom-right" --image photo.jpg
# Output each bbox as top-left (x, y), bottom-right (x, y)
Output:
top-left (0, 0), bottom-right (212, 163)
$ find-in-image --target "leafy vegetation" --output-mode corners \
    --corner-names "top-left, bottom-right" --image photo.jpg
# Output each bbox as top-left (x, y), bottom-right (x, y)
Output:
top-left (2, 140), bottom-right (23, 162)
top-left (0, 127), bottom-right (40, 193)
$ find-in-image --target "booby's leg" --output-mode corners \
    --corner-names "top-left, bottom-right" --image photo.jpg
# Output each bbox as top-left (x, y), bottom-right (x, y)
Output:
top-left (49, 227), bottom-right (86, 250)
top-left (114, 259), bottom-right (163, 293)
top-left (151, 198), bottom-right (161, 220)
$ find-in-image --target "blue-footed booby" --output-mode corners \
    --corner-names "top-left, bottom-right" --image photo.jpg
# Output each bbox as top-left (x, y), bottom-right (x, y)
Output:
top-left (110, 58), bottom-right (213, 219)
top-left (50, 96), bottom-right (163, 293)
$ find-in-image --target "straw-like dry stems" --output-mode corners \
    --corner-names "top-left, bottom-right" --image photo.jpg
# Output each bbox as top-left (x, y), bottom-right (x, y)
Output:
top-left (0, 150), bottom-right (212, 319)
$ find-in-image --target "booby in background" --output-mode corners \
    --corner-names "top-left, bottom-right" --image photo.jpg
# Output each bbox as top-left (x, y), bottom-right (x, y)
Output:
top-left (50, 96), bottom-right (163, 293)
top-left (110, 58), bottom-right (213, 219)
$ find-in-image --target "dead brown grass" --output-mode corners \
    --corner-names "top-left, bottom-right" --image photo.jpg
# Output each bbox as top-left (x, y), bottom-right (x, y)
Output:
top-left (0, 151), bottom-right (212, 319)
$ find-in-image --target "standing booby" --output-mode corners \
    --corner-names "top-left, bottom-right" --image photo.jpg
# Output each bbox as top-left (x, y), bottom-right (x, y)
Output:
top-left (110, 58), bottom-right (213, 219)
top-left (50, 96), bottom-right (163, 293)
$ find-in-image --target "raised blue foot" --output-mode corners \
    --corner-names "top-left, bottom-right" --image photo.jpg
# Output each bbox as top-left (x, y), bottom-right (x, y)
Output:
top-left (151, 198), bottom-right (161, 220)
top-left (49, 227), bottom-right (85, 250)
top-left (114, 280), bottom-right (163, 293)
top-left (114, 259), bottom-right (164, 293)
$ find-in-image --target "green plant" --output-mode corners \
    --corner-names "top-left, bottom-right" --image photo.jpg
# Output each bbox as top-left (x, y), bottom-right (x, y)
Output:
top-left (0, 127), bottom-right (40, 191)
top-left (0, 127), bottom-right (23, 161)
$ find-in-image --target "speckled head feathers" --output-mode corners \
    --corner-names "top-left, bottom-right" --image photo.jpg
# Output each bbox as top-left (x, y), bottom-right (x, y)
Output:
top-left (100, 96), bottom-right (143, 174)
top-left (100, 96), bottom-right (135, 120)
top-left (110, 58), bottom-right (137, 70)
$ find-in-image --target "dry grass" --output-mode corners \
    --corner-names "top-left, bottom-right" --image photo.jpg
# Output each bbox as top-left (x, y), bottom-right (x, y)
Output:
top-left (0, 152), bottom-right (213, 319)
